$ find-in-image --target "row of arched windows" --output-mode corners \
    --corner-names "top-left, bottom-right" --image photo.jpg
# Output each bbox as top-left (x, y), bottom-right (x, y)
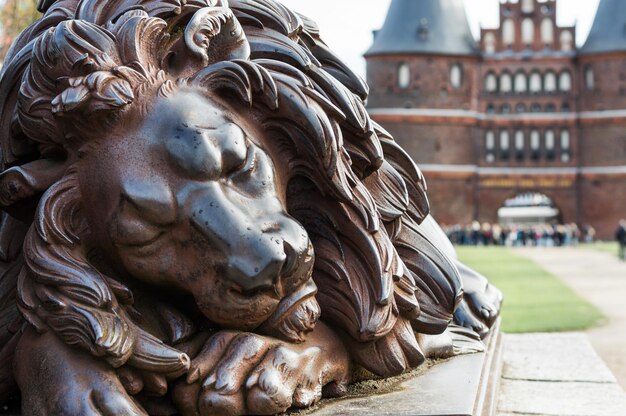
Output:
top-left (484, 129), bottom-right (571, 163)
top-left (397, 65), bottom-right (591, 93)
top-left (486, 18), bottom-right (572, 53)
top-left (486, 102), bottom-right (570, 114)
top-left (504, 18), bottom-right (553, 44)
top-left (485, 70), bottom-right (571, 94)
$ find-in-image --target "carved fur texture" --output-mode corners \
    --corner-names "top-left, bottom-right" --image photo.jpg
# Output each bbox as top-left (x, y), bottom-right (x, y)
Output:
top-left (0, 0), bottom-right (501, 413)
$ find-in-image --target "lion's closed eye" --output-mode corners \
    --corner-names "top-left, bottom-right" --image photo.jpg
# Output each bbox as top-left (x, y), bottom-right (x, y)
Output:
top-left (110, 201), bottom-right (166, 247)
top-left (108, 177), bottom-right (181, 253)
top-left (193, 122), bottom-right (250, 177)
top-left (229, 143), bottom-right (256, 179)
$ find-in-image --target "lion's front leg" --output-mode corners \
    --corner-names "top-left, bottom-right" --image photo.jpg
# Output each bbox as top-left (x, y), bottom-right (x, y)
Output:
top-left (172, 323), bottom-right (351, 416)
top-left (14, 327), bottom-right (147, 416)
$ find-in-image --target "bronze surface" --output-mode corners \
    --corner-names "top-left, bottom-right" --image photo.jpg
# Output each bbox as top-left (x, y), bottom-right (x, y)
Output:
top-left (0, 1), bottom-right (501, 414)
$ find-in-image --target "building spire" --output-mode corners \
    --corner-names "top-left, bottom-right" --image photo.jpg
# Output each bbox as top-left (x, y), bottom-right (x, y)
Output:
top-left (365, 0), bottom-right (477, 57)
top-left (580, 0), bottom-right (626, 55)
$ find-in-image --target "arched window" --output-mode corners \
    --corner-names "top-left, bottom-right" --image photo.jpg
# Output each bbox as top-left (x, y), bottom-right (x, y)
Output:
top-left (485, 131), bottom-right (495, 163)
top-left (562, 102), bottom-right (571, 112)
top-left (516, 103), bottom-right (526, 113)
top-left (514, 72), bottom-right (527, 93)
top-left (485, 72), bottom-right (498, 92)
top-left (541, 18), bottom-right (554, 44)
top-left (503, 19), bottom-right (515, 46)
top-left (529, 71), bottom-right (542, 93)
top-left (559, 71), bottom-right (572, 92)
top-left (515, 130), bottom-right (525, 161)
top-left (585, 66), bottom-right (595, 90)
top-left (544, 71), bottom-right (557, 93)
top-left (486, 131), bottom-right (495, 149)
top-left (450, 64), bottom-right (462, 89)
top-left (501, 104), bottom-right (511, 114)
top-left (500, 130), bottom-right (510, 160)
top-left (397, 63), bottom-right (410, 89)
top-left (560, 30), bottom-right (573, 52)
top-left (560, 130), bottom-right (571, 162)
top-left (522, 0), bottom-right (535, 13)
top-left (484, 32), bottom-right (496, 54)
top-left (530, 130), bottom-right (541, 160)
top-left (522, 18), bottom-right (534, 45)
top-left (531, 103), bottom-right (542, 113)
top-left (545, 103), bottom-right (556, 113)
top-left (545, 130), bottom-right (556, 160)
top-left (500, 72), bottom-right (513, 93)
top-left (560, 131), bottom-right (570, 149)
top-left (487, 103), bottom-right (496, 114)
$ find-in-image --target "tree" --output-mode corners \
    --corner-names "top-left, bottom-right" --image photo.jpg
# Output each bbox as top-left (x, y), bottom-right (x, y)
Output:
top-left (0, 0), bottom-right (40, 63)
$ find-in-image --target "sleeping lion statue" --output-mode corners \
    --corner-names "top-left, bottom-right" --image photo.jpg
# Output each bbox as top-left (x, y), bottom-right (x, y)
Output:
top-left (0, 0), bottom-right (502, 414)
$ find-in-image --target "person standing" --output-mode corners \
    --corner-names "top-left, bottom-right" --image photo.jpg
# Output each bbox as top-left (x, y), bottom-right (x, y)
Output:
top-left (615, 220), bottom-right (626, 260)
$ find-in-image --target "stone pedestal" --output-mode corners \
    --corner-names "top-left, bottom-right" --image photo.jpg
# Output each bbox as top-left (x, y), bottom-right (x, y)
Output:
top-left (307, 320), bottom-right (503, 416)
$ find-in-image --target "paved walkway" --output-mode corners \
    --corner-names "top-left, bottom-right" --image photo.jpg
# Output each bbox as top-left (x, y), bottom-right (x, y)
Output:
top-left (497, 333), bottom-right (626, 416)
top-left (516, 246), bottom-right (626, 390)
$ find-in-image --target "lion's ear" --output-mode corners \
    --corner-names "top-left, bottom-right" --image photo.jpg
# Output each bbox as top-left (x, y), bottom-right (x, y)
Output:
top-left (0, 159), bottom-right (68, 222)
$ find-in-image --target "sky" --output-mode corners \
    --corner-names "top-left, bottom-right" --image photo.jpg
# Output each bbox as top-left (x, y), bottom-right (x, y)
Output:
top-left (277, 0), bottom-right (601, 77)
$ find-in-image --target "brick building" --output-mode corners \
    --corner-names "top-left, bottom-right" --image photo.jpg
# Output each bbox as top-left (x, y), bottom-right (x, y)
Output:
top-left (365, 0), bottom-right (626, 238)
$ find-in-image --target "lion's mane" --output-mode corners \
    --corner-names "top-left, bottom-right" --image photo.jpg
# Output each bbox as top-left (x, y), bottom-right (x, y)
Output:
top-left (0, 0), bottom-right (465, 397)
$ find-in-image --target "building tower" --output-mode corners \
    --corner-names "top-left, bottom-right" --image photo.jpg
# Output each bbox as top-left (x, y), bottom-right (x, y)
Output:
top-left (365, 0), bottom-right (480, 224)
top-left (366, 0), bottom-right (626, 238)
top-left (578, 0), bottom-right (626, 236)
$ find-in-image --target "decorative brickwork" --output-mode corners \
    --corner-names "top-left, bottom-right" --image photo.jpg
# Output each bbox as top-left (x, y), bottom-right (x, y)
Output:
top-left (367, 0), bottom-right (626, 238)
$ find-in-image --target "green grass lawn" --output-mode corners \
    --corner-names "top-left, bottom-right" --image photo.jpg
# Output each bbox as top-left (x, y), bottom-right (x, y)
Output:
top-left (456, 246), bottom-right (606, 333)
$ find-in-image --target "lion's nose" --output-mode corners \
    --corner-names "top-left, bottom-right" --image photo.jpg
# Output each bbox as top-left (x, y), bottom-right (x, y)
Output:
top-left (226, 246), bottom-right (287, 293)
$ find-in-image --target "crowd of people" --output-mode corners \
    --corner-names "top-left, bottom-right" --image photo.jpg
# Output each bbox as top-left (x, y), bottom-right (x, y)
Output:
top-left (443, 221), bottom-right (596, 247)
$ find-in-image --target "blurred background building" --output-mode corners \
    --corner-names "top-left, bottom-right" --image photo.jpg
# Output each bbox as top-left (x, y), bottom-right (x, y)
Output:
top-left (365, 0), bottom-right (626, 238)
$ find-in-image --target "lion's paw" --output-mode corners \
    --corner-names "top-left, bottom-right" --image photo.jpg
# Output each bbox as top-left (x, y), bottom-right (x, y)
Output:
top-left (453, 300), bottom-right (489, 339)
top-left (174, 327), bottom-right (349, 416)
top-left (243, 345), bottom-right (325, 413)
top-left (464, 283), bottom-right (502, 328)
top-left (15, 329), bottom-right (148, 416)
top-left (453, 260), bottom-right (503, 338)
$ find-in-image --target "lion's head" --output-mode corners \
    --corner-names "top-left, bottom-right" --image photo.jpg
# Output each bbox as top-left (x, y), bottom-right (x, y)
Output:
top-left (81, 89), bottom-right (317, 332)
top-left (0, 0), bottom-right (463, 383)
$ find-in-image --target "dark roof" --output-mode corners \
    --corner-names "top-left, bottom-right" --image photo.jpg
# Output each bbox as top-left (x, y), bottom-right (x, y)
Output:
top-left (580, 0), bottom-right (626, 55)
top-left (365, 0), bottom-right (477, 57)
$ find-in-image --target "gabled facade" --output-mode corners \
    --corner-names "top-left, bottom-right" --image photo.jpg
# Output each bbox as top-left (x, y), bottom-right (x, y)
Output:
top-left (366, 0), bottom-right (626, 238)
